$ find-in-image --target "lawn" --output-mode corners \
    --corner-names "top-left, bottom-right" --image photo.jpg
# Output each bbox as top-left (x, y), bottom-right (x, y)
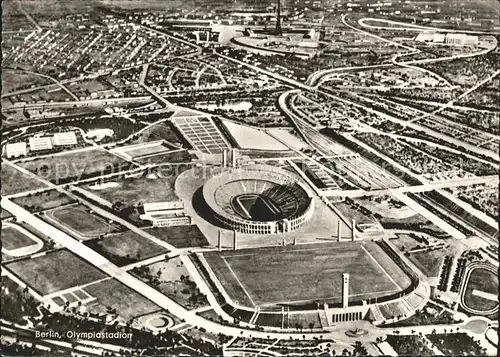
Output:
top-left (5, 249), bottom-right (107, 295)
top-left (18, 149), bottom-right (132, 183)
top-left (12, 190), bottom-right (75, 212)
top-left (132, 258), bottom-right (209, 310)
top-left (1, 209), bottom-right (12, 219)
top-left (427, 333), bottom-right (487, 356)
top-left (409, 251), bottom-right (444, 278)
top-left (135, 150), bottom-right (193, 165)
top-left (83, 278), bottom-right (160, 320)
top-left (386, 303), bottom-right (457, 327)
top-left (120, 143), bottom-right (173, 159)
top-left (286, 312), bottom-right (322, 330)
top-left (1, 164), bottom-right (47, 196)
top-left (1, 69), bottom-right (51, 94)
top-left (463, 267), bottom-right (498, 312)
top-left (49, 205), bottom-right (111, 238)
top-left (84, 173), bottom-right (181, 207)
top-left (203, 242), bottom-right (411, 307)
top-left (147, 225), bottom-right (209, 248)
top-left (390, 234), bottom-right (452, 277)
top-left (85, 230), bottom-right (168, 266)
top-left (1, 225), bottom-right (37, 250)
top-left (135, 121), bottom-right (185, 146)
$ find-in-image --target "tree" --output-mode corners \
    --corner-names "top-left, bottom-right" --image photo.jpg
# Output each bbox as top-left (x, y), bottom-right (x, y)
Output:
top-left (352, 341), bottom-right (367, 356)
top-left (308, 322), bottom-right (315, 332)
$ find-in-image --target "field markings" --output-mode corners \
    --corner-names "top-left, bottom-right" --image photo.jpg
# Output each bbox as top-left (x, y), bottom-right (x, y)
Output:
top-left (260, 196), bottom-right (280, 215)
top-left (221, 256), bottom-right (256, 307)
top-left (221, 244), bottom-right (360, 259)
top-left (472, 289), bottom-right (497, 302)
top-left (235, 198), bottom-right (252, 219)
top-left (360, 245), bottom-right (402, 290)
top-left (259, 288), bottom-right (400, 307)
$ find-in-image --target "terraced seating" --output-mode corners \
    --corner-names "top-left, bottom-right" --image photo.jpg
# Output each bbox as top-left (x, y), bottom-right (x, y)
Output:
top-left (405, 293), bottom-right (424, 310)
top-left (255, 312), bottom-right (284, 328)
top-left (379, 301), bottom-right (408, 320)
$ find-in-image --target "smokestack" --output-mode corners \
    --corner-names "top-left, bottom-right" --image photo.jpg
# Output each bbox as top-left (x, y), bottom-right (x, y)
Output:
top-left (233, 230), bottom-right (237, 251)
top-left (338, 220), bottom-right (342, 240)
top-left (218, 231), bottom-right (222, 252)
top-left (352, 219), bottom-right (356, 241)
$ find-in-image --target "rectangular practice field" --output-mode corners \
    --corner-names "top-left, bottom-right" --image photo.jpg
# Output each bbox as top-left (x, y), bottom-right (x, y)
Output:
top-left (203, 242), bottom-right (411, 307)
top-left (18, 148), bottom-right (132, 183)
top-left (1, 164), bottom-right (47, 196)
top-left (82, 169), bottom-right (184, 207)
top-left (5, 249), bottom-right (107, 296)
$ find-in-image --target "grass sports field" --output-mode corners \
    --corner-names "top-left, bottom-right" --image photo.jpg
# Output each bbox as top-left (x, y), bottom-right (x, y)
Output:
top-left (84, 170), bottom-right (184, 207)
top-left (463, 267), bottom-right (498, 312)
top-left (147, 225), bottom-right (209, 248)
top-left (48, 204), bottom-right (111, 239)
top-left (18, 149), bottom-right (131, 183)
top-left (84, 278), bottom-right (160, 320)
top-left (5, 249), bottom-right (107, 295)
top-left (86, 230), bottom-right (168, 266)
top-left (0, 164), bottom-right (47, 196)
top-left (1, 226), bottom-right (37, 250)
top-left (203, 242), bottom-right (411, 307)
top-left (12, 190), bottom-right (75, 212)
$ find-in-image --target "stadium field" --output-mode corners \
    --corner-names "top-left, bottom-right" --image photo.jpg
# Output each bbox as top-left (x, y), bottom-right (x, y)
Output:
top-left (203, 242), bottom-right (411, 307)
top-left (233, 194), bottom-right (281, 221)
top-left (463, 267), bottom-right (498, 312)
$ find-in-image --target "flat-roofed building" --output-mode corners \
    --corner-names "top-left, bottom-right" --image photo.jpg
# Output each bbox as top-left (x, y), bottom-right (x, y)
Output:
top-left (6, 142), bottom-right (28, 158)
top-left (143, 201), bottom-right (184, 213)
top-left (141, 201), bottom-right (191, 227)
top-left (29, 137), bottom-right (53, 151)
top-left (53, 131), bottom-right (78, 146)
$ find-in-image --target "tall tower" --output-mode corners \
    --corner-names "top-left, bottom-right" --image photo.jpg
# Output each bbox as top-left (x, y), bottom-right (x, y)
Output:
top-left (275, 0), bottom-right (282, 36)
top-left (342, 273), bottom-right (349, 308)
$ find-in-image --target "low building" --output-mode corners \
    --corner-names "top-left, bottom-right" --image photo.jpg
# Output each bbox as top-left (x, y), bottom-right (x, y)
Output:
top-left (6, 142), bottom-right (27, 158)
top-left (141, 201), bottom-right (191, 227)
top-left (53, 131), bottom-right (78, 146)
top-left (445, 33), bottom-right (478, 46)
top-left (29, 137), bottom-right (53, 151)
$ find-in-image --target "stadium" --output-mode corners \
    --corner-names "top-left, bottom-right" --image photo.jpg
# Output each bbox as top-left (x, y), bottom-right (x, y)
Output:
top-left (202, 165), bottom-right (314, 234)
